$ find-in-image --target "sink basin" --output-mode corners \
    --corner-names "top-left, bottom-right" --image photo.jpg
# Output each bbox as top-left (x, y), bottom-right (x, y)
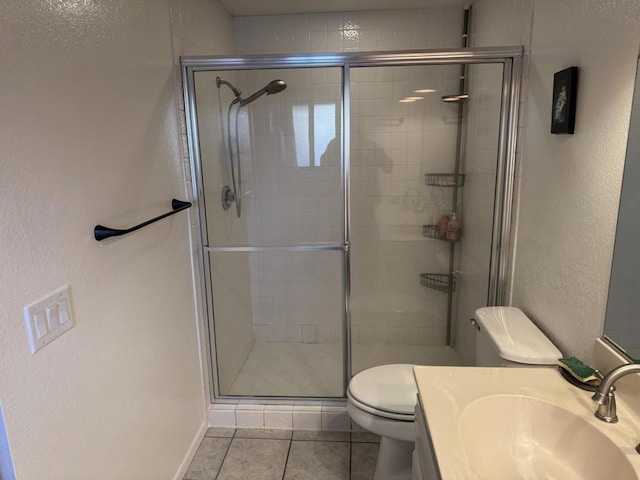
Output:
top-left (413, 366), bottom-right (640, 480)
top-left (459, 394), bottom-right (636, 480)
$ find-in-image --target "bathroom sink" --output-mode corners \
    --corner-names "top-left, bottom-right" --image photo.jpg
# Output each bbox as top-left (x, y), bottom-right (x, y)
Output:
top-left (413, 366), bottom-right (640, 480)
top-left (459, 394), bottom-right (635, 479)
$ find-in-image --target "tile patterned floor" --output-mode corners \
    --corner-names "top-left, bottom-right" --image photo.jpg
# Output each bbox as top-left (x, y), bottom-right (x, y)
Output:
top-left (184, 428), bottom-right (380, 480)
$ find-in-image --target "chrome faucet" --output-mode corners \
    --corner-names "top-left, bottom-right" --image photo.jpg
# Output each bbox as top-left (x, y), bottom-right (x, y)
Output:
top-left (592, 363), bottom-right (640, 423)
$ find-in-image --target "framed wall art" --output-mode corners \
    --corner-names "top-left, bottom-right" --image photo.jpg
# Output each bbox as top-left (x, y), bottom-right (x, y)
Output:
top-left (551, 66), bottom-right (578, 134)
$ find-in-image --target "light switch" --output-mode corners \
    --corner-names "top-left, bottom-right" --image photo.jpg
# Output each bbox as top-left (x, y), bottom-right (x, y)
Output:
top-left (24, 285), bottom-right (74, 354)
top-left (34, 311), bottom-right (49, 339)
top-left (58, 298), bottom-right (70, 325)
top-left (46, 304), bottom-right (59, 329)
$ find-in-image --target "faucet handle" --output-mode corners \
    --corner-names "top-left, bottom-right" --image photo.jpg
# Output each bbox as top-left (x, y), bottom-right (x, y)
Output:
top-left (593, 385), bottom-right (618, 423)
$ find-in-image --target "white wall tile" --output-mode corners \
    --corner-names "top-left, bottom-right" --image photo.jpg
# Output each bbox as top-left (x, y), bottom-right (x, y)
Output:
top-left (264, 410), bottom-right (293, 429)
top-left (210, 405), bottom-right (237, 428)
top-left (235, 409), bottom-right (264, 428)
top-left (293, 410), bottom-right (322, 430)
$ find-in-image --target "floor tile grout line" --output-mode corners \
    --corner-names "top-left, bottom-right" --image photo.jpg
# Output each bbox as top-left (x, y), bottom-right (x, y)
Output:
top-left (281, 438), bottom-right (294, 480)
top-left (233, 437), bottom-right (293, 441)
top-left (213, 436), bottom-right (235, 480)
top-left (349, 439), bottom-right (353, 479)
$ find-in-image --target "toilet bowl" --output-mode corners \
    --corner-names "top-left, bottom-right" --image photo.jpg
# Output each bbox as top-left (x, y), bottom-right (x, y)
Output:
top-left (346, 307), bottom-right (562, 480)
top-left (347, 364), bottom-right (417, 480)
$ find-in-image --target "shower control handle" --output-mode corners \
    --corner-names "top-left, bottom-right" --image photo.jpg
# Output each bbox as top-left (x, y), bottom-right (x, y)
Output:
top-left (221, 185), bottom-right (235, 211)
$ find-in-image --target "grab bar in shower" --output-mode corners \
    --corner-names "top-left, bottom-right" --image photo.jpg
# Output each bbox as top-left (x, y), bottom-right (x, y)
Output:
top-left (94, 199), bottom-right (192, 241)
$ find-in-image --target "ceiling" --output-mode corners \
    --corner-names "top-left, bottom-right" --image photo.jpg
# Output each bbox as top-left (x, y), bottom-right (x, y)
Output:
top-left (219, 0), bottom-right (467, 16)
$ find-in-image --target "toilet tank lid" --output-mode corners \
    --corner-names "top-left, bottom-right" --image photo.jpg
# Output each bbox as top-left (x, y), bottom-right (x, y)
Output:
top-left (474, 307), bottom-right (562, 365)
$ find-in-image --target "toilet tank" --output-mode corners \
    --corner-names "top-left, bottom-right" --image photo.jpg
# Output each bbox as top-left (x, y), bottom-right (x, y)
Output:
top-left (473, 307), bottom-right (562, 367)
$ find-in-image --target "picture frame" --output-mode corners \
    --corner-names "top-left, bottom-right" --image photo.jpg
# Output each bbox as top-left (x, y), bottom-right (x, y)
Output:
top-left (551, 66), bottom-right (578, 134)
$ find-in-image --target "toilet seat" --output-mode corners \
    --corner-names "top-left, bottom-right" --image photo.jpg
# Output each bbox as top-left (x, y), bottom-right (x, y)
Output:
top-left (347, 364), bottom-right (417, 421)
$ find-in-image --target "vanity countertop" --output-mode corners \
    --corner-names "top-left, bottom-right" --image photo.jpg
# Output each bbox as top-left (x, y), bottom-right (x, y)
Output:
top-left (413, 366), bottom-right (640, 480)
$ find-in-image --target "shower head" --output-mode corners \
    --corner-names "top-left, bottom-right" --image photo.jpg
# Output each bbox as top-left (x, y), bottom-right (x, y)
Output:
top-left (240, 79), bottom-right (287, 107)
top-left (216, 76), bottom-right (242, 98)
top-left (265, 79), bottom-right (287, 95)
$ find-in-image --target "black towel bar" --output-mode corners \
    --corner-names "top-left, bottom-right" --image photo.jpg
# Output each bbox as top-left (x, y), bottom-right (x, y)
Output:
top-left (94, 199), bottom-right (192, 241)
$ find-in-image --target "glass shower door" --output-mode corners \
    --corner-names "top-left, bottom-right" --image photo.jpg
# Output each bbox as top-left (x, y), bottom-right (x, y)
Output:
top-left (192, 67), bottom-right (345, 397)
top-left (349, 62), bottom-right (507, 372)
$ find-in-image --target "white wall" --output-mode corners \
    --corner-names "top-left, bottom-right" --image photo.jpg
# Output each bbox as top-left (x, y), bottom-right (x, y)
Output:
top-left (0, 1), bottom-right (233, 478)
top-left (511, 1), bottom-right (640, 362)
top-left (473, 0), bottom-right (640, 363)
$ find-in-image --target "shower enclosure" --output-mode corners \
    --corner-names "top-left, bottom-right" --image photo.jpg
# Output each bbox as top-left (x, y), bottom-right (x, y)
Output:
top-left (182, 48), bottom-right (522, 400)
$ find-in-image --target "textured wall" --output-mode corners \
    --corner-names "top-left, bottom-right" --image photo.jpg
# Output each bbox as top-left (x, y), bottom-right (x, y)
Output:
top-left (510, 0), bottom-right (640, 363)
top-left (0, 0), bottom-right (233, 478)
top-left (468, 0), bottom-right (640, 363)
top-left (449, 0), bottom-right (640, 365)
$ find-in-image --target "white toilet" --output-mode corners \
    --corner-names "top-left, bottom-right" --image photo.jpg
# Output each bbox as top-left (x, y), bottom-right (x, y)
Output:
top-left (346, 306), bottom-right (562, 480)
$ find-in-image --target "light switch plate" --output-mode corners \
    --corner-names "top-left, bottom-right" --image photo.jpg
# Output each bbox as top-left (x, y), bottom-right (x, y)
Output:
top-left (24, 285), bottom-right (75, 354)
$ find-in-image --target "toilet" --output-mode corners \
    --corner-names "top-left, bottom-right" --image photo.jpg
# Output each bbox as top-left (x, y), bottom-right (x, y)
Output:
top-left (346, 306), bottom-right (562, 480)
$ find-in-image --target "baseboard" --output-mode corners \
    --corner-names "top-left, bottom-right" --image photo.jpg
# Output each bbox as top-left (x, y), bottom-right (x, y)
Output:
top-left (208, 401), bottom-right (352, 431)
top-left (172, 420), bottom-right (207, 480)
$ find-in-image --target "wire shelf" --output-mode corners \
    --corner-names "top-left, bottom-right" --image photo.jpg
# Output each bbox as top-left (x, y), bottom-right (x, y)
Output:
top-left (420, 273), bottom-right (456, 293)
top-left (422, 225), bottom-right (462, 242)
top-left (422, 225), bottom-right (441, 239)
top-left (425, 173), bottom-right (466, 187)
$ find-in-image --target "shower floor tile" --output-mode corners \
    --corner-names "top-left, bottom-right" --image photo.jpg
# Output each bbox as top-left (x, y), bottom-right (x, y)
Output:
top-left (183, 430), bottom-right (380, 480)
top-left (226, 341), bottom-right (461, 397)
top-left (227, 342), bottom-right (343, 397)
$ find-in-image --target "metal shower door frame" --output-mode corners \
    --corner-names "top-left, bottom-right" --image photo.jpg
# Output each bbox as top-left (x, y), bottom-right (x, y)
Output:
top-left (181, 47), bottom-right (523, 402)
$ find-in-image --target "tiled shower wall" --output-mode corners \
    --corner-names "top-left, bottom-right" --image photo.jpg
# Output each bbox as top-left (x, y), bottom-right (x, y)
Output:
top-left (234, 9), bottom-right (464, 54)
top-left (349, 63), bottom-right (462, 346)
top-left (229, 8), bottom-right (466, 346)
top-left (229, 68), bottom-right (345, 345)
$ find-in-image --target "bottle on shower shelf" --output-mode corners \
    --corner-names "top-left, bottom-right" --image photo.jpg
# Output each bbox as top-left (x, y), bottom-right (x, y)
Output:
top-left (437, 214), bottom-right (450, 239)
top-left (446, 213), bottom-right (461, 241)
